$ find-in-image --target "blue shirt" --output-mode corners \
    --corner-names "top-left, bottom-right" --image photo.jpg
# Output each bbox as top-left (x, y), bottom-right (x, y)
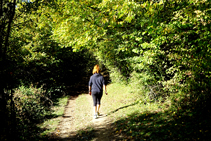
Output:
top-left (88, 73), bottom-right (105, 92)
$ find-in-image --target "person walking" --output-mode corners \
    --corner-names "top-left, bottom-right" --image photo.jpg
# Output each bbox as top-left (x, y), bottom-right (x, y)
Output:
top-left (88, 64), bottom-right (108, 119)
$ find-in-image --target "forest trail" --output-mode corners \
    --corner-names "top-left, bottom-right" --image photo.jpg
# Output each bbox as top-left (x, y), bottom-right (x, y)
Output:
top-left (52, 95), bottom-right (78, 140)
top-left (52, 94), bottom-right (112, 141)
top-left (51, 76), bottom-right (113, 141)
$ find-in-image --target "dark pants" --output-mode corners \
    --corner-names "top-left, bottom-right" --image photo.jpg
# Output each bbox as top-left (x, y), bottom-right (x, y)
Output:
top-left (92, 91), bottom-right (103, 106)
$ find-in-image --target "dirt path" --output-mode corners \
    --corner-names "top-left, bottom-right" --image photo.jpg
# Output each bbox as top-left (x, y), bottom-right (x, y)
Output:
top-left (87, 94), bottom-right (112, 141)
top-left (51, 92), bottom-right (113, 141)
top-left (49, 95), bottom-right (77, 141)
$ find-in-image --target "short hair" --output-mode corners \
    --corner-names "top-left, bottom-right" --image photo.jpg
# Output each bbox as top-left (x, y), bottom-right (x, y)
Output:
top-left (92, 64), bottom-right (100, 74)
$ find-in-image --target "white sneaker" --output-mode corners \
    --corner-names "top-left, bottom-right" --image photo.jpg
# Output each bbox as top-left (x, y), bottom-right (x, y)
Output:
top-left (93, 114), bottom-right (97, 119)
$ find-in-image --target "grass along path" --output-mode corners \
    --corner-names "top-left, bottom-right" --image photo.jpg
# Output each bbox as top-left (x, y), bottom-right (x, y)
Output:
top-left (46, 82), bottom-right (210, 140)
top-left (103, 83), bottom-right (211, 140)
top-left (38, 96), bottom-right (70, 138)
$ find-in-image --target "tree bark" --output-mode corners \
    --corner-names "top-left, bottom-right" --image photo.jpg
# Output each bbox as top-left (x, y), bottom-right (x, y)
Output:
top-left (0, 0), bottom-right (16, 140)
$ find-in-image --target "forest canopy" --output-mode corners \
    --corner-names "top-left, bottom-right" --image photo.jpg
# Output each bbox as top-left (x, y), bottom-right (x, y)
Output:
top-left (50, 0), bottom-right (211, 99)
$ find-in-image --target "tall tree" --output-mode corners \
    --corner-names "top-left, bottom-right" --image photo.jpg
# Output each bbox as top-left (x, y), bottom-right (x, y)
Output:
top-left (0, 0), bottom-right (17, 139)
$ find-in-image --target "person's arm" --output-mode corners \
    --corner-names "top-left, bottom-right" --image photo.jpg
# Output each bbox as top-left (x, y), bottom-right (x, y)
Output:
top-left (88, 76), bottom-right (92, 95)
top-left (89, 86), bottom-right (91, 95)
top-left (104, 85), bottom-right (108, 95)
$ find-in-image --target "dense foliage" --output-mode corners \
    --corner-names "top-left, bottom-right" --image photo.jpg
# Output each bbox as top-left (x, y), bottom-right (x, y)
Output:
top-left (51, 0), bottom-right (211, 103)
top-left (13, 85), bottom-right (50, 140)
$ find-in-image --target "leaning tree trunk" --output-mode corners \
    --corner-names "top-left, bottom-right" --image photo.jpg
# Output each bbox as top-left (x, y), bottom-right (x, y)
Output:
top-left (0, 0), bottom-right (16, 140)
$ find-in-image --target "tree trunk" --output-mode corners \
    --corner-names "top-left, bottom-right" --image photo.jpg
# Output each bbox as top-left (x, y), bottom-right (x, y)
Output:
top-left (0, 0), bottom-right (16, 140)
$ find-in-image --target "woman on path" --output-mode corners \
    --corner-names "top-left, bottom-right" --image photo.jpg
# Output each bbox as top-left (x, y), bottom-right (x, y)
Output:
top-left (88, 64), bottom-right (108, 119)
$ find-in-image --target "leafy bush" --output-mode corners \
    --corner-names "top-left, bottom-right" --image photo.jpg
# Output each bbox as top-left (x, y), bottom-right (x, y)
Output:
top-left (13, 85), bottom-right (52, 140)
top-left (14, 85), bottom-right (51, 122)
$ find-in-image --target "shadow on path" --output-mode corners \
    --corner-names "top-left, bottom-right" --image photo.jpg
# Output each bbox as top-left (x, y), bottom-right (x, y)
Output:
top-left (107, 101), bottom-right (139, 116)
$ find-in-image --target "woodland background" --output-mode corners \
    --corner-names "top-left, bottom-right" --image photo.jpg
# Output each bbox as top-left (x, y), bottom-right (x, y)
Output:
top-left (0, 0), bottom-right (210, 140)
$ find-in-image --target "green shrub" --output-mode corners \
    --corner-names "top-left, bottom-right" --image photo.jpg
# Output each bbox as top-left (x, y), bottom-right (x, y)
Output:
top-left (13, 84), bottom-right (52, 140)
top-left (14, 84), bottom-right (51, 122)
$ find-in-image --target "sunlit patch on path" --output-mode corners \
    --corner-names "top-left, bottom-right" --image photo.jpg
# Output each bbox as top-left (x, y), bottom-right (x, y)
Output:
top-left (50, 95), bottom-right (78, 140)
top-left (49, 85), bottom-right (113, 140)
top-left (88, 94), bottom-right (112, 141)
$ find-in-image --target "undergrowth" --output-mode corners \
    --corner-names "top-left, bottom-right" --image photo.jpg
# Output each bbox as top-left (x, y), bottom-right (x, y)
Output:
top-left (10, 85), bottom-right (69, 140)
top-left (103, 83), bottom-right (211, 140)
